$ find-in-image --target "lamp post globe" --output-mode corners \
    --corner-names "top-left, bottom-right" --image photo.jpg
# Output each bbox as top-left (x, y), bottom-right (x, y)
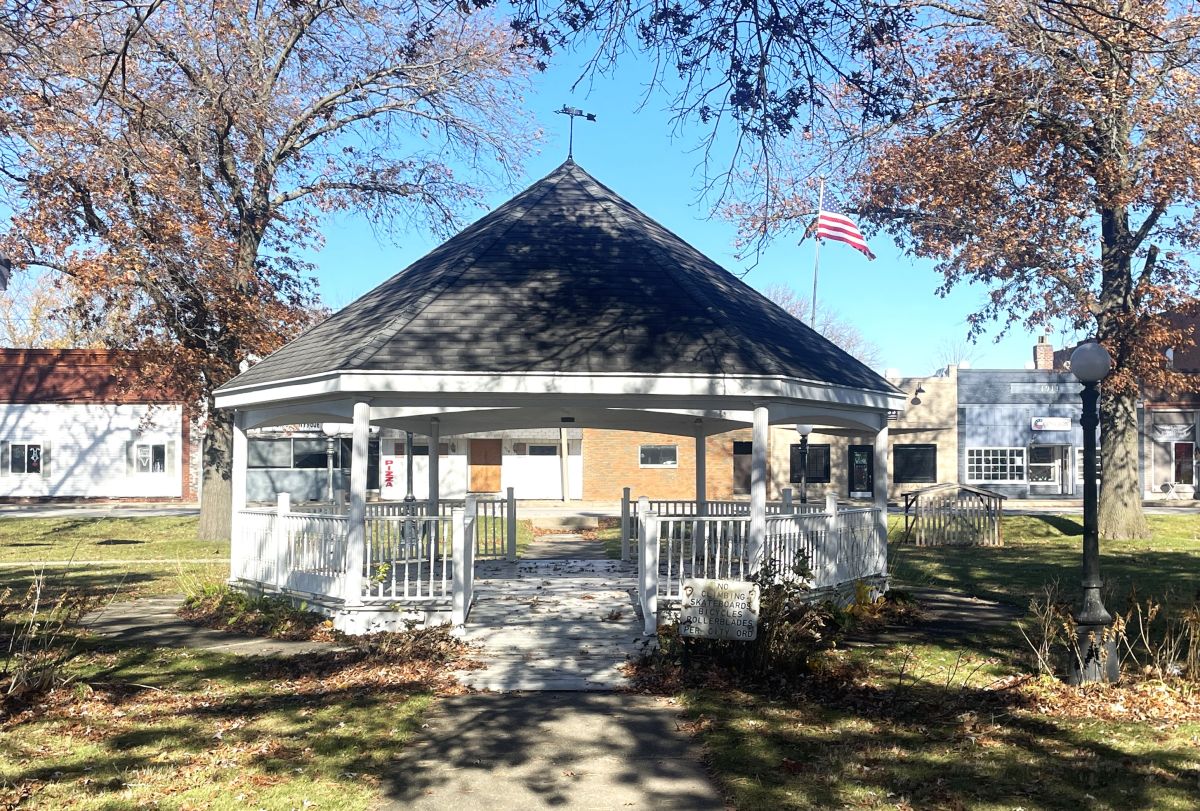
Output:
top-left (1069, 340), bottom-right (1118, 684)
top-left (1070, 340), bottom-right (1113, 383)
top-left (795, 424), bottom-right (813, 505)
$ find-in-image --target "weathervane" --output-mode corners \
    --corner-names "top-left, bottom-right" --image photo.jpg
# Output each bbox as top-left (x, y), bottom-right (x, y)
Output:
top-left (555, 105), bottom-right (596, 159)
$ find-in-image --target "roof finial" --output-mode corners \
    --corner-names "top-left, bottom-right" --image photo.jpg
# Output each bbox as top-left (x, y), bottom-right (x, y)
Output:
top-left (555, 105), bottom-right (596, 160)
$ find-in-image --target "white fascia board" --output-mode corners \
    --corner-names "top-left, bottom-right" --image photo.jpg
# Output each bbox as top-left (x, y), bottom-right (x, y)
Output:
top-left (215, 369), bottom-right (904, 414)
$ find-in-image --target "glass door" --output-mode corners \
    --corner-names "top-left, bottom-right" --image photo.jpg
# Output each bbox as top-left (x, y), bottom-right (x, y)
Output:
top-left (1173, 442), bottom-right (1195, 486)
top-left (848, 445), bottom-right (874, 498)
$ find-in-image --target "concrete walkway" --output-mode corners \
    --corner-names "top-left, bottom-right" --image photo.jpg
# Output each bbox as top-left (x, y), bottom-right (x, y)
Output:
top-left (522, 531), bottom-right (610, 560)
top-left (380, 691), bottom-right (726, 810)
top-left (458, 557), bottom-right (649, 691)
top-left (84, 596), bottom-right (340, 657)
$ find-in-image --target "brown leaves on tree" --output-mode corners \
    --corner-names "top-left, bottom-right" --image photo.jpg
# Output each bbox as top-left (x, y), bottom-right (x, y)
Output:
top-left (741, 0), bottom-right (1200, 538)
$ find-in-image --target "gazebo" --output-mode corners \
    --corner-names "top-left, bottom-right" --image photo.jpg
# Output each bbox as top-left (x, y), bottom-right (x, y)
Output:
top-left (213, 159), bottom-right (906, 634)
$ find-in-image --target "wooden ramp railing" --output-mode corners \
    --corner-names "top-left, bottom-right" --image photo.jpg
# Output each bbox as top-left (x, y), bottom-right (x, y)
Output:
top-left (902, 484), bottom-right (1005, 546)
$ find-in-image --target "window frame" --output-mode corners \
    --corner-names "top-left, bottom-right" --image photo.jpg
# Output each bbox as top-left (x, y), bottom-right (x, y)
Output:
top-left (639, 444), bottom-right (678, 468)
top-left (966, 447), bottom-right (1026, 484)
top-left (247, 438), bottom-right (293, 469)
top-left (10, 443), bottom-right (42, 475)
top-left (134, 442), bottom-right (168, 474)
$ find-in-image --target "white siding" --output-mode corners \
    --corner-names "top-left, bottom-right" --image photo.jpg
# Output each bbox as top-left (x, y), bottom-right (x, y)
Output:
top-left (0, 403), bottom-right (183, 498)
top-left (380, 442), bottom-right (469, 500)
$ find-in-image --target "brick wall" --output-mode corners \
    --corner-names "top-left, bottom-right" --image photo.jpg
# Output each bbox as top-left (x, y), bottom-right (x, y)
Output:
top-left (581, 427), bottom-right (763, 501)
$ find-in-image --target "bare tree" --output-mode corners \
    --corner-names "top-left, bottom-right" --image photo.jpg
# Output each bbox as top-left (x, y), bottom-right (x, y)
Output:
top-left (763, 283), bottom-right (882, 369)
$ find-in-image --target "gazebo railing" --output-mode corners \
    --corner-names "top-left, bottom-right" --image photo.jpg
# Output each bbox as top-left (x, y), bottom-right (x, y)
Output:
top-left (620, 487), bottom-right (824, 559)
top-left (636, 495), bottom-right (887, 634)
top-left (363, 514), bottom-right (453, 601)
top-left (231, 493), bottom-right (477, 620)
top-left (293, 487), bottom-right (516, 559)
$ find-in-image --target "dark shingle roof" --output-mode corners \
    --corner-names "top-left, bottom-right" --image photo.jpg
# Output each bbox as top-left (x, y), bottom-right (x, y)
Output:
top-left (220, 160), bottom-right (892, 393)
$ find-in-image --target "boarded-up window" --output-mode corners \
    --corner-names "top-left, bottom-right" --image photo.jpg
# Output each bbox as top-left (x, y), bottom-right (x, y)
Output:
top-left (789, 443), bottom-right (831, 484)
top-left (893, 444), bottom-right (937, 484)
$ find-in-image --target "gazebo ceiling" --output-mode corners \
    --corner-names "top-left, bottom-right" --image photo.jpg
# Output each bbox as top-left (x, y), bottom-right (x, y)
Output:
top-left (215, 159), bottom-right (902, 415)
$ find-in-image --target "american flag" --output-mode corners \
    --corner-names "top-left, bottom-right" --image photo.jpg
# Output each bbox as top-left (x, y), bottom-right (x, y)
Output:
top-left (816, 211), bottom-right (875, 260)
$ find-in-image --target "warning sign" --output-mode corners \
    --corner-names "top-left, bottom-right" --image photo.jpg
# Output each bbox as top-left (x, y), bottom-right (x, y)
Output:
top-left (679, 578), bottom-right (760, 641)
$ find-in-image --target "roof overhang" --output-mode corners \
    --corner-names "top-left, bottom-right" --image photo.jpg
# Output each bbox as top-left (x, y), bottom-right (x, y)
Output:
top-left (219, 369), bottom-right (906, 437)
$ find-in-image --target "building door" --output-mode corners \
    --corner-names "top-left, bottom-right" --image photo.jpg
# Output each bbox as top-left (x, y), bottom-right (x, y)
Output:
top-left (732, 441), bottom-right (752, 496)
top-left (848, 445), bottom-right (873, 498)
top-left (1174, 442), bottom-right (1195, 487)
top-left (469, 439), bottom-right (502, 492)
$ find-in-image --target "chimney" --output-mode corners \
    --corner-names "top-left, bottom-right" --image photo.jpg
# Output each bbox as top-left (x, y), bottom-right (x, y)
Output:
top-left (1033, 335), bottom-right (1054, 370)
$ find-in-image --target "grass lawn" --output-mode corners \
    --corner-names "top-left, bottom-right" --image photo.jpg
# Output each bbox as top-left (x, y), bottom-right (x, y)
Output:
top-left (889, 513), bottom-right (1200, 607)
top-left (666, 512), bottom-right (1200, 810)
top-left (0, 516), bottom-right (224, 564)
top-left (0, 516), bottom-right (228, 603)
top-left (0, 642), bottom-right (448, 809)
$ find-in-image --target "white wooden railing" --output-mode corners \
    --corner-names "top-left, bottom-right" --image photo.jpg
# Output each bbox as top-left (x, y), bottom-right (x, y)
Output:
top-left (619, 487), bottom-right (823, 560)
top-left (231, 492), bottom-right (477, 624)
top-left (363, 514), bottom-right (451, 601)
top-left (294, 488), bottom-right (515, 560)
top-left (636, 493), bottom-right (887, 634)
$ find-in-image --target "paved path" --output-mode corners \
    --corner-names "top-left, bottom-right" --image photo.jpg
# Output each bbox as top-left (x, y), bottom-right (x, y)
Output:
top-left (380, 691), bottom-right (725, 811)
top-left (522, 531), bottom-right (609, 560)
top-left (84, 596), bottom-right (339, 657)
top-left (458, 558), bottom-right (650, 691)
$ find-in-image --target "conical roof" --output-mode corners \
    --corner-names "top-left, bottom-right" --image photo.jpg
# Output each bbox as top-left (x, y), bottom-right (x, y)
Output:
top-left (219, 160), bottom-right (893, 394)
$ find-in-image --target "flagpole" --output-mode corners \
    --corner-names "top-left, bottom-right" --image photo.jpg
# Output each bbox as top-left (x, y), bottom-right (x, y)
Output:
top-left (810, 177), bottom-right (825, 327)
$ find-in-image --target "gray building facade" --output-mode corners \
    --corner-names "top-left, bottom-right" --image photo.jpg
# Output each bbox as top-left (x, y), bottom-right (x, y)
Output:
top-left (957, 369), bottom-right (1090, 499)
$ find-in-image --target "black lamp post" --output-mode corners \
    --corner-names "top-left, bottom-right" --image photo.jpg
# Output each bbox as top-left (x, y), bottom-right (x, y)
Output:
top-left (1068, 340), bottom-right (1119, 684)
top-left (795, 424), bottom-right (813, 505)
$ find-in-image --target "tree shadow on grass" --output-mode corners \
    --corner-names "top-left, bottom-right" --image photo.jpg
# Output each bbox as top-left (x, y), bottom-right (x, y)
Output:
top-left (683, 668), bottom-right (1200, 810)
top-left (889, 544), bottom-right (1200, 614)
top-left (2, 646), bottom-right (440, 799)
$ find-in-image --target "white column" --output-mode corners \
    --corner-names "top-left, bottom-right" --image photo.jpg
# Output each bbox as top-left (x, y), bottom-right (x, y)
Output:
top-left (748, 404), bottom-right (769, 571)
top-left (228, 411), bottom-right (248, 584)
top-left (559, 427), bottom-right (570, 501)
top-left (874, 422), bottom-right (890, 583)
top-left (823, 492), bottom-right (839, 587)
top-left (274, 492), bottom-right (291, 590)
top-left (639, 509), bottom-right (659, 635)
top-left (452, 495), bottom-right (476, 627)
top-left (428, 418), bottom-right (440, 518)
top-left (343, 400), bottom-right (370, 606)
top-left (694, 419), bottom-right (707, 516)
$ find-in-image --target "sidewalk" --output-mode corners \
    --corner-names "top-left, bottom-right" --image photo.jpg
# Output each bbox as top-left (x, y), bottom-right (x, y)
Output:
top-left (86, 594), bottom-right (728, 810)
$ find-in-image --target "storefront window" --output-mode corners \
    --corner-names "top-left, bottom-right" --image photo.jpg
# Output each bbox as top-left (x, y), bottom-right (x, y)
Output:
top-left (966, 447), bottom-right (1025, 483)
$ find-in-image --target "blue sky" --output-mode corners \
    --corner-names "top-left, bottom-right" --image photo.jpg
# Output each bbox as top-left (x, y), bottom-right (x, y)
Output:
top-left (308, 46), bottom-right (1064, 378)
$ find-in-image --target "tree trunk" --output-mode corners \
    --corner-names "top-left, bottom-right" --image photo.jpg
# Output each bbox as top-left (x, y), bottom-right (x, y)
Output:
top-left (1098, 389), bottom-right (1149, 540)
top-left (197, 408), bottom-right (234, 541)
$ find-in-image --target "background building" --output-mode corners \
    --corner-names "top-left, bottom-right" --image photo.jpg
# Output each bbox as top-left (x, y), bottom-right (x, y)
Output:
top-left (0, 349), bottom-right (196, 501)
